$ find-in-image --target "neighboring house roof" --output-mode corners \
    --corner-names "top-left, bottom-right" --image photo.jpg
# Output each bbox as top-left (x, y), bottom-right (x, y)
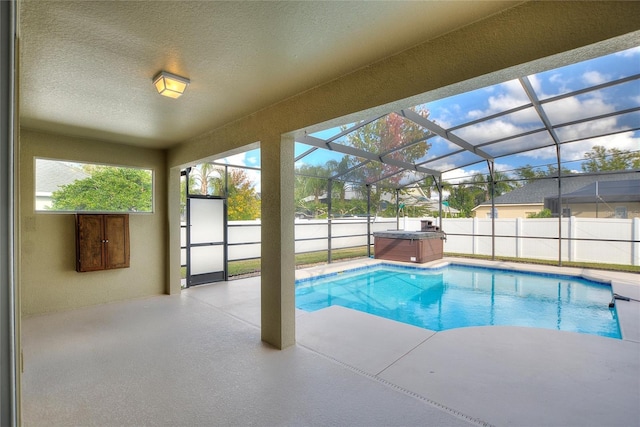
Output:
top-left (555, 178), bottom-right (640, 203)
top-left (36, 159), bottom-right (90, 194)
top-left (475, 172), bottom-right (639, 209)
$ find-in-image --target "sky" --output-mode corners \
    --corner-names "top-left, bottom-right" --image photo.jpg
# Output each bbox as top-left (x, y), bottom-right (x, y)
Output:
top-left (203, 46), bottom-right (640, 192)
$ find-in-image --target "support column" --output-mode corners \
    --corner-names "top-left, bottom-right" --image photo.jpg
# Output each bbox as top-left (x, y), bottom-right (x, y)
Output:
top-left (260, 134), bottom-right (296, 349)
top-left (366, 184), bottom-right (371, 258)
top-left (632, 217), bottom-right (640, 267)
top-left (167, 167), bottom-right (182, 295)
top-left (327, 178), bottom-right (332, 264)
top-left (395, 189), bottom-right (400, 230)
top-left (1, 1), bottom-right (18, 424)
top-left (488, 161), bottom-right (496, 261)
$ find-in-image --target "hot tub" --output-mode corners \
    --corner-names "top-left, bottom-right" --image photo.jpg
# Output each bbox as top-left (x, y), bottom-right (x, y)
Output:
top-left (373, 230), bottom-right (445, 263)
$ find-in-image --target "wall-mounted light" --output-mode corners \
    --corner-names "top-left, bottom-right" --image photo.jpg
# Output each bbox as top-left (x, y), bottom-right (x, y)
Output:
top-left (153, 71), bottom-right (190, 99)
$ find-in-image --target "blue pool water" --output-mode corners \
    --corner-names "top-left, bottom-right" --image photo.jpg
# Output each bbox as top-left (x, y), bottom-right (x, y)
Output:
top-left (296, 264), bottom-right (621, 339)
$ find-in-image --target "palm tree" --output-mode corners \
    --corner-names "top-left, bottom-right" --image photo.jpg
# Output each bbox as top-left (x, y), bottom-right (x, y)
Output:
top-left (189, 163), bottom-right (222, 196)
top-left (296, 164), bottom-right (330, 217)
top-left (327, 158), bottom-right (349, 202)
top-left (468, 170), bottom-right (514, 203)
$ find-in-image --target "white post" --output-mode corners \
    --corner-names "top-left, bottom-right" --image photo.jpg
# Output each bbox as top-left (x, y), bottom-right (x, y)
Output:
top-left (516, 217), bottom-right (522, 259)
top-left (633, 217), bottom-right (640, 266)
top-left (569, 216), bottom-right (577, 262)
top-left (473, 217), bottom-right (479, 255)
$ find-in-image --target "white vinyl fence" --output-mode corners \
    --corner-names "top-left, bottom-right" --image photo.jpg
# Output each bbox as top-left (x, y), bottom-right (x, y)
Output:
top-left (440, 217), bottom-right (640, 266)
top-left (183, 216), bottom-right (640, 266)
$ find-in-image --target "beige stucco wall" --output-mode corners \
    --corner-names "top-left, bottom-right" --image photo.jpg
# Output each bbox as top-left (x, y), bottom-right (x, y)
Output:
top-left (19, 129), bottom-right (167, 315)
top-left (563, 202), bottom-right (640, 219)
top-left (474, 204), bottom-right (543, 219)
top-left (474, 202), bottom-right (640, 219)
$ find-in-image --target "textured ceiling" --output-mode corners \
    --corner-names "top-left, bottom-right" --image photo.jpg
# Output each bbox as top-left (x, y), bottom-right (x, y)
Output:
top-left (19, 1), bottom-right (521, 149)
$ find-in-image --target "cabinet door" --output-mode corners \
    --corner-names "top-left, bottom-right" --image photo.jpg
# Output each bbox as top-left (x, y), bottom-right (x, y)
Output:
top-left (105, 214), bottom-right (130, 269)
top-left (76, 215), bottom-right (106, 272)
top-left (76, 214), bottom-right (130, 272)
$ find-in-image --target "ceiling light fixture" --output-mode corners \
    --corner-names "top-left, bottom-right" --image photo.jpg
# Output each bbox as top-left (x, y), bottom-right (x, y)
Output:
top-left (153, 71), bottom-right (190, 99)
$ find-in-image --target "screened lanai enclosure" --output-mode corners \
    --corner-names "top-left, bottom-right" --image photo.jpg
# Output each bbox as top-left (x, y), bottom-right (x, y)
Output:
top-left (182, 46), bottom-right (640, 280)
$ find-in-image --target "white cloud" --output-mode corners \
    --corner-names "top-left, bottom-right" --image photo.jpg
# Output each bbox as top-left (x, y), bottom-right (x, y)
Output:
top-left (542, 95), bottom-right (614, 124)
top-left (442, 167), bottom-right (485, 184)
top-left (467, 79), bottom-right (530, 120)
top-left (506, 128), bottom-right (640, 168)
top-left (215, 151), bottom-right (262, 192)
top-left (513, 144), bottom-right (556, 161)
top-left (554, 116), bottom-right (619, 142)
top-left (615, 46), bottom-right (640, 57)
top-left (220, 150), bottom-right (260, 168)
top-left (494, 163), bottom-right (514, 173)
top-left (559, 131), bottom-right (640, 162)
top-left (548, 73), bottom-right (564, 84)
top-left (433, 115), bottom-right (454, 129)
top-left (244, 169), bottom-right (261, 193)
top-left (429, 104), bottom-right (459, 129)
top-left (582, 70), bottom-right (608, 85)
top-left (454, 119), bottom-right (530, 145)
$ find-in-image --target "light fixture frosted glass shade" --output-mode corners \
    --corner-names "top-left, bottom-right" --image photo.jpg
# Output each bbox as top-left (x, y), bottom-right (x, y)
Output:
top-left (153, 71), bottom-right (190, 98)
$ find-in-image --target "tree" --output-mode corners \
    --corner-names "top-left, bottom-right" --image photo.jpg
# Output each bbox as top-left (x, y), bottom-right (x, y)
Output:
top-left (51, 166), bottom-right (152, 211)
top-left (226, 169), bottom-right (261, 220)
top-left (467, 171), bottom-right (515, 204)
top-left (346, 110), bottom-right (432, 214)
top-left (515, 163), bottom-right (572, 184)
top-left (446, 183), bottom-right (478, 218)
top-left (188, 163), bottom-right (222, 195)
top-left (297, 164), bottom-right (329, 204)
top-left (582, 145), bottom-right (640, 172)
top-left (182, 165), bottom-right (260, 220)
top-left (326, 158), bottom-right (350, 202)
top-left (527, 208), bottom-right (552, 218)
top-left (444, 171), bottom-right (516, 218)
top-left (515, 165), bottom-right (549, 183)
top-left (295, 164), bottom-right (330, 217)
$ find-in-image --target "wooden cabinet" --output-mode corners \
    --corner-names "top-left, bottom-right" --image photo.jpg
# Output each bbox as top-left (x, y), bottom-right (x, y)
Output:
top-left (76, 214), bottom-right (130, 272)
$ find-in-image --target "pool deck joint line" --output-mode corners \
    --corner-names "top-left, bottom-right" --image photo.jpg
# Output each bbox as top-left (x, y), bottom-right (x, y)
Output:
top-left (296, 341), bottom-right (495, 427)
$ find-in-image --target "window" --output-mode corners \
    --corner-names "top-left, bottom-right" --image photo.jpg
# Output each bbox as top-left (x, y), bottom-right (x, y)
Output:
top-left (487, 208), bottom-right (498, 218)
top-left (35, 158), bottom-right (153, 212)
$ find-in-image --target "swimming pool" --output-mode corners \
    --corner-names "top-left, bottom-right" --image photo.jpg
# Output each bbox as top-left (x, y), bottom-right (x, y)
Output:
top-left (296, 263), bottom-right (621, 339)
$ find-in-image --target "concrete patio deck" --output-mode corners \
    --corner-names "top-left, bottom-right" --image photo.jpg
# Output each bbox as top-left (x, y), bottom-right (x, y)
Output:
top-left (22, 259), bottom-right (640, 426)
